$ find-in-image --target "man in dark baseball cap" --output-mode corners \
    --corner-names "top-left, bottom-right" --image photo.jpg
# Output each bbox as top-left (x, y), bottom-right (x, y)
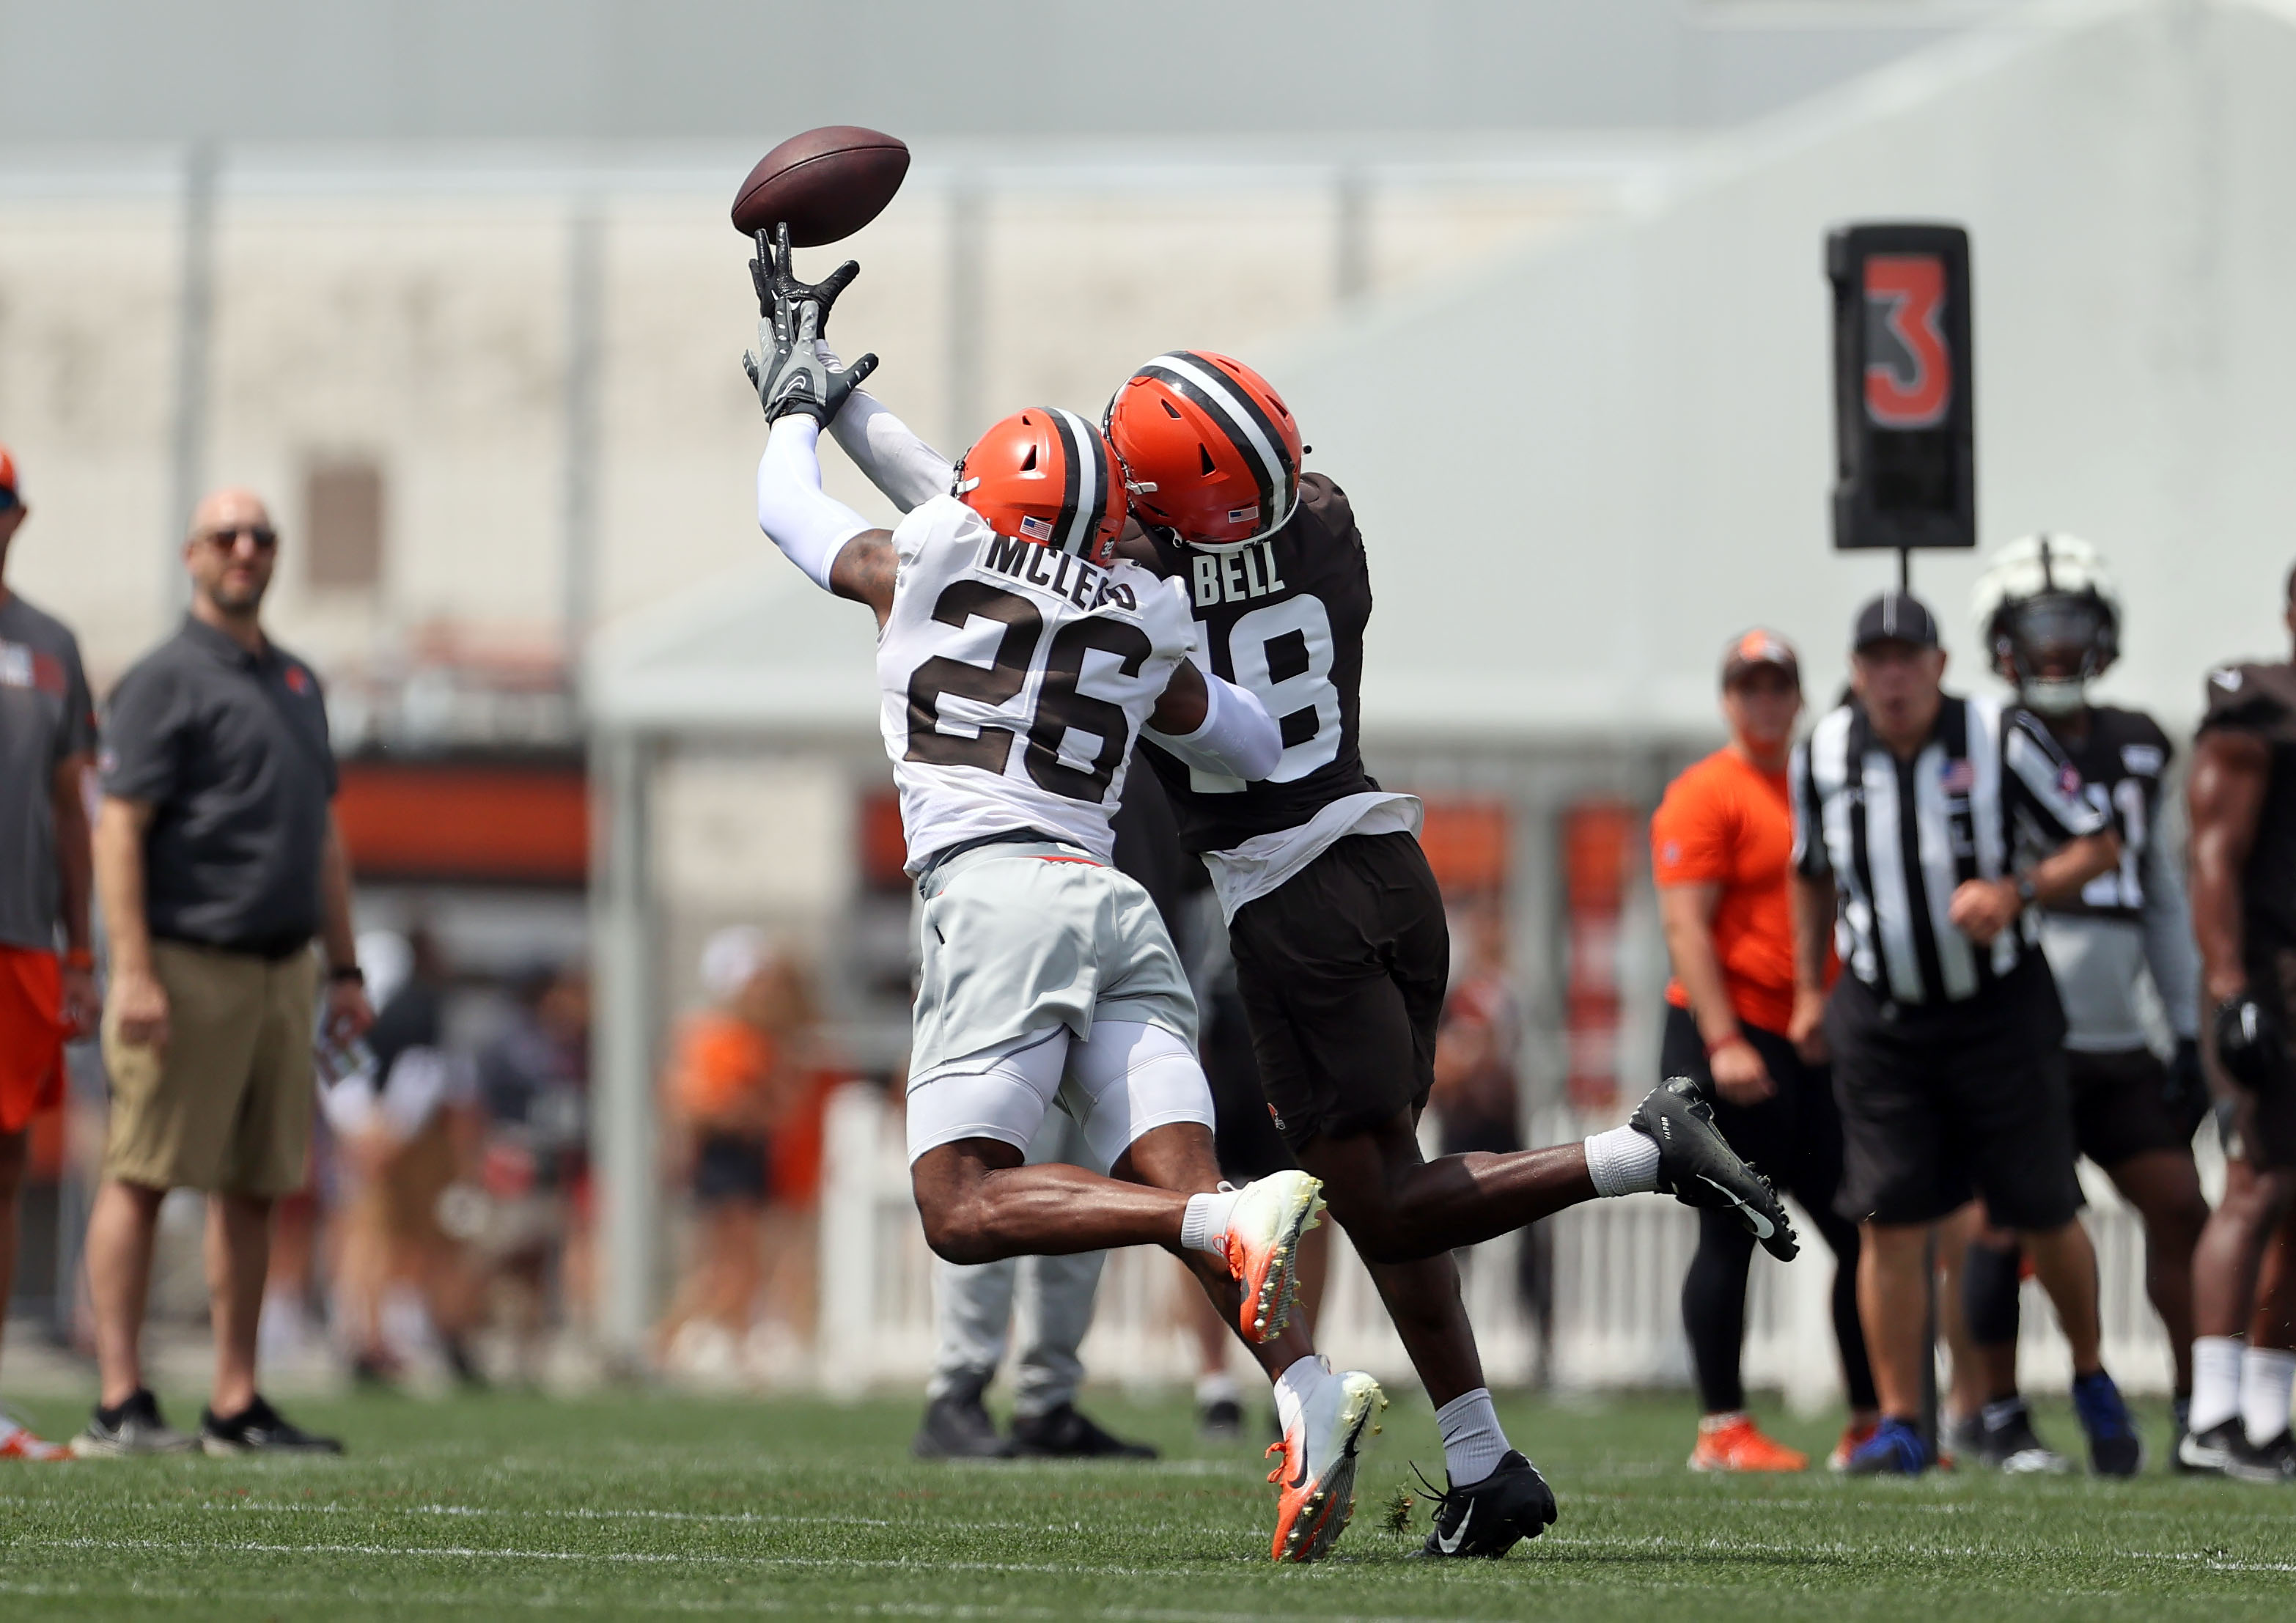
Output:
top-left (1852, 589), bottom-right (1942, 655)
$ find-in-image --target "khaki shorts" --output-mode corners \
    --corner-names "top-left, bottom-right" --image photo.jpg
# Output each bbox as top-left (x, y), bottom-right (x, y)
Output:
top-left (909, 842), bottom-right (1196, 1084)
top-left (101, 940), bottom-right (317, 1196)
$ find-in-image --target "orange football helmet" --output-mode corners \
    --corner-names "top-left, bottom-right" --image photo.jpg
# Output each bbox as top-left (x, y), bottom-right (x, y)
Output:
top-left (953, 407), bottom-right (1125, 569)
top-left (1103, 350), bottom-right (1302, 550)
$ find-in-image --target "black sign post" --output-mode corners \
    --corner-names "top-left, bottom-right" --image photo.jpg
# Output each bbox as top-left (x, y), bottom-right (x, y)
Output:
top-left (1828, 223), bottom-right (1976, 592)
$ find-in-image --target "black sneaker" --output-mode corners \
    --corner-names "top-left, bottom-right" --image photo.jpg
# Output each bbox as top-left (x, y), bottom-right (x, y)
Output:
top-left (1009, 1402), bottom-right (1158, 1460)
top-left (912, 1377), bottom-right (1012, 1460)
top-left (2070, 1369), bottom-right (2142, 1478)
top-left (2177, 1418), bottom-right (2242, 1476)
top-left (1197, 1396), bottom-right (1244, 1441)
top-left (1409, 1451), bottom-right (1559, 1559)
top-left (1975, 1398), bottom-right (2071, 1474)
top-left (2225, 1429), bottom-right (2296, 1484)
top-left (199, 1394), bottom-right (343, 1457)
top-left (71, 1388), bottom-right (195, 1457)
top-left (1632, 1078), bottom-right (1799, 1260)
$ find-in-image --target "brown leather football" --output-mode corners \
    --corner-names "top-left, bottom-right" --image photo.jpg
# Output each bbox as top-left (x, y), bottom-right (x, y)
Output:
top-left (730, 126), bottom-right (910, 245)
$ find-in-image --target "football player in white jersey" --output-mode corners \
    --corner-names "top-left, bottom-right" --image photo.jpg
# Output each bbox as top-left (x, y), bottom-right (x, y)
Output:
top-left (740, 227), bottom-right (1383, 1561)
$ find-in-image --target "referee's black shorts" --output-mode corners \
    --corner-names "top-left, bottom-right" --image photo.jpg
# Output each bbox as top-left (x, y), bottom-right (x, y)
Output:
top-left (1825, 953), bottom-right (2083, 1231)
top-left (1228, 831), bottom-right (1449, 1152)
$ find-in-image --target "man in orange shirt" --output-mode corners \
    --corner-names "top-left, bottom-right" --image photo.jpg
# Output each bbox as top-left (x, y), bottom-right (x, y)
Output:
top-left (1652, 631), bottom-right (1877, 1471)
top-left (0, 446), bottom-right (97, 1461)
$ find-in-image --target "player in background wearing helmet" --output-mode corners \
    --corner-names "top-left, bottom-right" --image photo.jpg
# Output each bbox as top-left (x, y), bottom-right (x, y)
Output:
top-left (1102, 352), bottom-right (1797, 1556)
top-left (2178, 562), bottom-right (2296, 1483)
top-left (1951, 536), bottom-right (2214, 1472)
top-left (740, 228), bottom-right (1386, 1560)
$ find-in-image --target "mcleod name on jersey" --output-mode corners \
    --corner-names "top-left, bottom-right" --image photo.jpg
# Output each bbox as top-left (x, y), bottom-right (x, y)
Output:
top-left (1142, 474), bottom-right (1418, 916)
top-left (881, 496), bottom-right (1196, 872)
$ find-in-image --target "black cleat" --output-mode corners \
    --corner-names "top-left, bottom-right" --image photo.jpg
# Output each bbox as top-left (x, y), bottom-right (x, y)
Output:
top-left (1632, 1078), bottom-right (1798, 1259)
top-left (1973, 1398), bottom-right (2071, 1474)
top-left (1197, 1396), bottom-right (1245, 1441)
top-left (1409, 1451), bottom-right (1559, 1559)
top-left (2225, 1429), bottom-right (2296, 1484)
top-left (1008, 1402), bottom-right (1158, 1459)
top-left (2177, 1418), bottom-right (2242, 1476)
top-left (70, 1388), bottom-right (194, 1458)
top-left (199, 1394), bottom-right (343, 1457)
top-left (912, 1377), bottom-right (1013, 1460)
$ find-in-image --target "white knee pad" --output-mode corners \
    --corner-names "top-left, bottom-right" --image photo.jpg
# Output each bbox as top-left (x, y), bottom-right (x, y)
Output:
top-left (1062, 1020), bottom-right (1216, 1170)
top-left (905, 1027), bottom-right (1070, 1164)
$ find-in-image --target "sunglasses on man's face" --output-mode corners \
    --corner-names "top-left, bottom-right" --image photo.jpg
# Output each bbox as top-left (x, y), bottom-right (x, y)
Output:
top-left (197, 523), bottom-right (278, 551)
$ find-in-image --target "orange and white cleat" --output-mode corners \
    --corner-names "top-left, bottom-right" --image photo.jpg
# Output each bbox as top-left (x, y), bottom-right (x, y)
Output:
top-left (1224, 1171), bottom-right (1323, 1344)
top-left (1267, 1364), bottom-right (1385, 1563)
top-left (0, 1415), bottom-right (70, 1462)
top-left (1688, 1412), bottom-right (1807, 1473)
top-left (1828, 1418), bottom-right (1880, 1473)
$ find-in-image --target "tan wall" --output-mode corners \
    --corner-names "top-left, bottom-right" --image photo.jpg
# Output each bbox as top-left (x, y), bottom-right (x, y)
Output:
top-left (0, 161), bottom-right (1607, 688)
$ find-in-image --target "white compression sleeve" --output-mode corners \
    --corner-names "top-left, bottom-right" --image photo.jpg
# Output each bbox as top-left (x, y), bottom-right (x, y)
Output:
top-left (754, 416), bottom-right (874, 592)
top-left (1143, 673), bottom-right (1283, 781)
top-left (816, 342), bottom-right (955, 512)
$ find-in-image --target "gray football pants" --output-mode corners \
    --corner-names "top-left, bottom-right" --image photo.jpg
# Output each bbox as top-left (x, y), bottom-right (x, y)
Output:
top-left (924, 1106), bottom-right (1106, 1418)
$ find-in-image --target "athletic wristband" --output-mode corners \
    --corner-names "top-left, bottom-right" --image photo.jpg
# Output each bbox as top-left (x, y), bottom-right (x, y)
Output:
top-left (63, 948), bottom-right (94, 971)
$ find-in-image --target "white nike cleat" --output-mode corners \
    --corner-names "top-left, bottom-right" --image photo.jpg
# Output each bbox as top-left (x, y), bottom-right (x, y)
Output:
top-left (1222, 1170), bottom-right (1324, 1344)
top-left (1266, 1364), bottom-right (1385, 1563)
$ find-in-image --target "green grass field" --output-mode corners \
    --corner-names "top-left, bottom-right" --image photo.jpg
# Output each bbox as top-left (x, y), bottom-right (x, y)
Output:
top-left (0, 1385), bottom-right (2288, 1621)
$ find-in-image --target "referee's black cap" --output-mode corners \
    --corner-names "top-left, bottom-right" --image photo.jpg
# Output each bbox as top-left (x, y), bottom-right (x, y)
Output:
top-left (1852, 589), bottom-right (1941, 652)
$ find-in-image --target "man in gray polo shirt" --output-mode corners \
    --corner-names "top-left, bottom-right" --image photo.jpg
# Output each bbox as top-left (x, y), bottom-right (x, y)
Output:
top-left (81, 486), bottom-right (372, 1458)
top-left (0, 444), bottom-right (97, 1461)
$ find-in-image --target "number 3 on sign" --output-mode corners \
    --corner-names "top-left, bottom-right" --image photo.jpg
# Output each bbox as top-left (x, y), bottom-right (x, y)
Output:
top-left (1863, 254), bottom-right (1951, 430)
top-left (1190, 595), bottom-right (1344, 793)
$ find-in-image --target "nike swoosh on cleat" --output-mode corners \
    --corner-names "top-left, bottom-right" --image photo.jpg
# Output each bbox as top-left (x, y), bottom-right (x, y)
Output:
top-left (1435, 1501), bottom-right (1475, 1555)
top-left (1697, 1174), bottom-right (1773, 1237)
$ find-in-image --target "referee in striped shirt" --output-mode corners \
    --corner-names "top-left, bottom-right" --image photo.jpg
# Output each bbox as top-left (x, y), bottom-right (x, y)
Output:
top-left (1787, 591), bottom-right (2143, 1475)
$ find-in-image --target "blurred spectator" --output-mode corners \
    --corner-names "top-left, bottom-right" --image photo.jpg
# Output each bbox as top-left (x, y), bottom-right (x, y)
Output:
top-left (471, 961), bottom-right (591, 1377)
top-left (1430, 894), bottom-right (1550, 1371)
top-left (0, 443), bottom-right (97, 1461)
top-left (323, 927), bottom-right (485, 1386)
top-left (656, 927), bottom-right (830, 1376)
top-left (85, 486), bottom-right (370, 1457)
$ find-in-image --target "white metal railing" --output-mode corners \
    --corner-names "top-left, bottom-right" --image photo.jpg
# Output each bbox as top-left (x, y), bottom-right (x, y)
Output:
top-left (817, 1083), bottom-right (2196, 1404)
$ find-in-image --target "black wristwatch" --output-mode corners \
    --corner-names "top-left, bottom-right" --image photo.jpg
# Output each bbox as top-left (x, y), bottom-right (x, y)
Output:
top-left (328, 964), bottom-right (365, 986)
top-left (2012, 874), bottom-right (2039, 909)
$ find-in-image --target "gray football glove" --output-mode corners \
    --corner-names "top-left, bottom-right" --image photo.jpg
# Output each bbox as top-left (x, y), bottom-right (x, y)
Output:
top-left (743, 224), bottom-right (877, 424)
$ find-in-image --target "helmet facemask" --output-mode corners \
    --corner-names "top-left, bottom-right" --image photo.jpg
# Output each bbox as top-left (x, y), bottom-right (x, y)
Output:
top-left (1994, 592), bottom-right (2115, 716)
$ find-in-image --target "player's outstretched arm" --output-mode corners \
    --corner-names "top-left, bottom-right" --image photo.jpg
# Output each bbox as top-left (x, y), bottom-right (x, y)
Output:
top-left (813, 339), bottom-right (954, 514)
top-left (754, 416), bottom-right (895, 625)
top-left (1144, 662), bottom-right (1281, 781)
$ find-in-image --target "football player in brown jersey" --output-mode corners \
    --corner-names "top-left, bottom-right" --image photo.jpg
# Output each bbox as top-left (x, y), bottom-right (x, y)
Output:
top-left (1103, 352), bottom-right (1796, 1555)
top-left (2179, 564), bottom-right (2296, 1482)
top-left (1952, 537), bottom-right (2213, 1471)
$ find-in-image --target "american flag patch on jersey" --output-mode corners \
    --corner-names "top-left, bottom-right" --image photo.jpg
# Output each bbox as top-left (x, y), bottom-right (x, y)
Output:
top-left (1940, 758), bottom-right (1975, 793)
top-left (1019, 515), bottom-right (1053, 540)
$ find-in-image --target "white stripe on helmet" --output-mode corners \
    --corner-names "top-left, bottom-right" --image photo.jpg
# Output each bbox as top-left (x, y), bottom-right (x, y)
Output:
top-left (1145, 352), bottom-right (1291, 531)
top-left (1051, 408), bottom-right (1102, 556)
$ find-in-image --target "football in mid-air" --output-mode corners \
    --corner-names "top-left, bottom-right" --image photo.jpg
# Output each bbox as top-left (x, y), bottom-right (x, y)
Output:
top-left (731, 126), bottom-right (910, 245)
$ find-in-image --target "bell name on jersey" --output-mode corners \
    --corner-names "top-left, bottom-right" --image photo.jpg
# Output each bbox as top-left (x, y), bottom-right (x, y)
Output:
top-left (1141, 473), bottom-right (1379, 853)
top-left (877, 496), bottom-right (1196, 874)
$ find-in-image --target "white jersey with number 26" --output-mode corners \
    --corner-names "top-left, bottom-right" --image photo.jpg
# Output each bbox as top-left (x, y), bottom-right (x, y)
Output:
top-left (877, 496), bottom-right (1197, 874)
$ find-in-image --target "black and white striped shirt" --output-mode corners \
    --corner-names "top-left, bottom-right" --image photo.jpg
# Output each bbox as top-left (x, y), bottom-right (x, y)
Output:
top-left (1790, 693), bottom-right (2108, 1006)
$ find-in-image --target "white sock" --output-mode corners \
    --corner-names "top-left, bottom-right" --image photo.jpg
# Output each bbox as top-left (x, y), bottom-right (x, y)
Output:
top-left (2240, 1345), bottom-right (2296, 1445)
top-left (2190, 1335), bottom-right (2245, 1435)
top-left (1180, 1188), bottom-right (1240, 1256)
top-left (1196, 1371), bottom-right (1241, 1408)
top-left (1583, 1125), bottom-right (1662, 1196)
top-left (1435, 1386), bottom-right (1510, 1485)
top-left (1273, 1353), bottom-right (1326, 1438)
